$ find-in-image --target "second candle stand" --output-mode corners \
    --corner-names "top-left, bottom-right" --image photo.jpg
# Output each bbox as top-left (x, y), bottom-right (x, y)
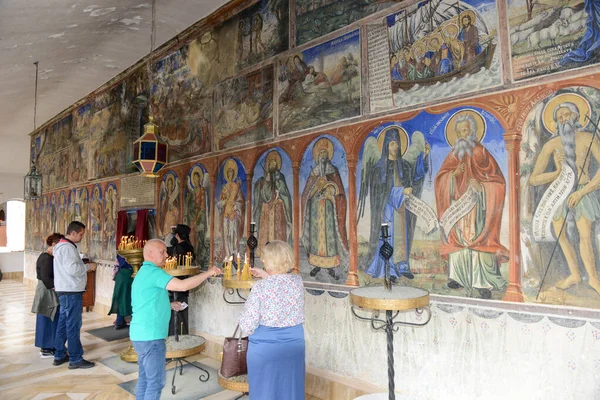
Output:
top-left (218, 227), bottom-right (260, 398)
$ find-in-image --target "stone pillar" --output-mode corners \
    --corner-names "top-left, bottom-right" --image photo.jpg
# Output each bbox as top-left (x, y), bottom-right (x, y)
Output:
top-left (209, 174), bottom-right (216, 267)
top-left (292, 161), bottom-right (301, 274)
top-left (346, 155), bottom-right (359, 286)
top-left (246, 171), bottom-right (253, 245)
top-left (502, 132), bottom-right (524, 302)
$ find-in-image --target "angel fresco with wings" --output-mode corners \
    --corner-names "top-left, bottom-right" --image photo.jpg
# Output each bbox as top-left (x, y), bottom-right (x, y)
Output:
top-left (358, 125), bottom-right (430, 281)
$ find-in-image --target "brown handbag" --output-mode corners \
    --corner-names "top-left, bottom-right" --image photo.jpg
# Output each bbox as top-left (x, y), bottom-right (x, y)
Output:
top-left (220, 324), bottom-right (249, 378)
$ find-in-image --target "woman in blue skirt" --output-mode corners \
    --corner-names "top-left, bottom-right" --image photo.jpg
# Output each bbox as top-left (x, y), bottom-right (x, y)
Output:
top-left (31, 233), bottom-right (63, 358)
top-left (239, 240), bottom-right (305, 400)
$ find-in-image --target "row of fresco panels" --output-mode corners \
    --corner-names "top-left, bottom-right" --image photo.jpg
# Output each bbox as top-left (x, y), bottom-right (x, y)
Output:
top-left (147, 83), bottom-right (600, 309)
top-left (26, 182), bottom-right (119, 263)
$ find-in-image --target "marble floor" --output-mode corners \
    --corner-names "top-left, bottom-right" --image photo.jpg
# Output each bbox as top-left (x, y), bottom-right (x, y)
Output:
top-left (0, 279), bottom-right (320, 400)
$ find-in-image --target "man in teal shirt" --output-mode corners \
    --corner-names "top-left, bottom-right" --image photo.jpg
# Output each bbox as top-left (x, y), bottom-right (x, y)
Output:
top-left (130, 239), bottom-right (221, 400)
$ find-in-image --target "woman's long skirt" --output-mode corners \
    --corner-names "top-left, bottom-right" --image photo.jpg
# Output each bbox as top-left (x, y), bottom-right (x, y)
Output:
top-left (35, 308), bottom-right (60, 349)
top-left (247, 324), bottom-right (305, 400)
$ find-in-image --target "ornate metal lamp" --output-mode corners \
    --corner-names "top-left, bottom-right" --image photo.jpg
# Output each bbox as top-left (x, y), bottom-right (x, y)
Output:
top-left (24, 164), bottom-right (42, 200)
top-left (131, 0), bottom-right (167, 178)
top-left (24, 61), bottom-right (43, 200)
top-left (132, 116), bottom-right (168, 178)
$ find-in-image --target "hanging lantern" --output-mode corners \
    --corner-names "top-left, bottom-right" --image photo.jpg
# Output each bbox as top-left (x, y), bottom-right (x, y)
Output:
top-left (132, 116), bottom-right (168, 178)
top-left (24, 163), bottom-right (42, 200)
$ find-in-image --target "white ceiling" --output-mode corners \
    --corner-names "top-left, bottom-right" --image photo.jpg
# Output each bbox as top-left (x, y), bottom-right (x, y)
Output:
top-left (0, 0), bottom-right (230, 175)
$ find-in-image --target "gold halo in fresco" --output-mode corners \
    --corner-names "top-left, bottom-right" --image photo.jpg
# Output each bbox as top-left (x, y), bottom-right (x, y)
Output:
top-left (542, 93), bottom-right (591, 134)
top-left (224, 159), bottom-right (238, 183)
top-left (427, 33), bottom-right (443, 52)
top-left (190, 166), bottom-right (204, 186)
top-left (377, 125), bottom-right (409, 157)
top-left (442, 22), bottom-right (460, 40)
top-left (265, 150), bottom-right (282, 172)
top-left (445, 109), bottom-right (486, 147)
top-left (412, 40), bottom-right (427, 59)
top-left (165, 173), bottom-right (175, 190)
top-left (312, 137), bottom-right (334, 162)
top-left (459, 10), bottom-right (476, 27)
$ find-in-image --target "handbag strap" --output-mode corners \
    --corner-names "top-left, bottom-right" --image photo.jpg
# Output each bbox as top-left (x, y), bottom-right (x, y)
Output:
top-left (232, 324), bottom-right (243, 340)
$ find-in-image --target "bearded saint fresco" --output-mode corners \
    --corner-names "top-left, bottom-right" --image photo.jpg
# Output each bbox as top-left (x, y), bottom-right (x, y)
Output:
top-left (522, 89), bottom-right (600, 306)
top-left (300, 136), bottom-right (349, 282)
top-left (434, 109), bottom-right (507, 299)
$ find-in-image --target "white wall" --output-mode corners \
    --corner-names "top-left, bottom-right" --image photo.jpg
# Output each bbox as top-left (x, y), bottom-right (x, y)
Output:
top-left (22, 252), bottom-right (600, 399)
top-left (0, 173), bottom-right (25, 202)
top-left (0, 251), bottom-right (24, 272)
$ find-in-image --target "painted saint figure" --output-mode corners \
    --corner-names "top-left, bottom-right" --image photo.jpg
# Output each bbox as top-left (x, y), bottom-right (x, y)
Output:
top-left (301, 138), bottom-right (348, 280)
top-left (529, 97), bottom-right (600, 295)
top-left (104, 185), bottom-right (117, 258)
top-left (434, 111), bottom-right (507, 299)
top-left (358, 127), bottom-right (429, 280)
top-left (253, 150), bottom-right (293, 256)
top-left (160, 173), bottom-right (180, 238)
top-left (185, 167), bottom-right (210, 265)
top-left (217, 160), bottom-right (246, 259)
top-left (90, 185), bottom-right (103, 260)
top-left (458, 12), bottom-right (481, 64)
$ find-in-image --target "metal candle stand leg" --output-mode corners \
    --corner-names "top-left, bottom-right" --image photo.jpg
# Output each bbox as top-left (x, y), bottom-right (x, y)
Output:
top-left (167, 357), bottom-right (210, 395)
top-left (348, 225), bottom-right (432, 400)
top-left (233, 392), bottom-right (249, 400)
top-left (169, 304), bottom-right (210, 395)
top-left (222, 288), bottom-right (248, 305)
top-left (350, 306), bottom-right (432, 400)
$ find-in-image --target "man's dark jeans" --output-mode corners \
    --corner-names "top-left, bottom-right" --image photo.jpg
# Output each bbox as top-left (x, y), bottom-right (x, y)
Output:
top-left (54, 293), bottom-right (84, 363)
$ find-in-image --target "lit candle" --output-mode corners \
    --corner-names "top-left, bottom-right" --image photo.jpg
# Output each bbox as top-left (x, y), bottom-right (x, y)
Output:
top-left (381, 224), bottom-right (389, 238)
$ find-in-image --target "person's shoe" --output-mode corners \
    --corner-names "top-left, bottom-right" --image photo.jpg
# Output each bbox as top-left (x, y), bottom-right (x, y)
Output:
top-left (68, 359), bottom-right (96, 369)
top-left (447, 279), bottom-right (463, 289)
top-left (477, 288), bottom-right (492, 299)
top-left (114, 324), bottom-right (129, 330)
top-left (309, 267), bottom-right (321, 277)
top-left (53, 355), bottom-right (70, 366)
top-left (40, 349), bottom-right (54, 358)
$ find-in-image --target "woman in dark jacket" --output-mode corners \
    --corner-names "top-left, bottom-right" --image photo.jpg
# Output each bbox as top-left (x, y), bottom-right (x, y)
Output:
top-left (31, 233), bottom-right (64, 358)
top-left (168, 224), bottom-right (195, 335)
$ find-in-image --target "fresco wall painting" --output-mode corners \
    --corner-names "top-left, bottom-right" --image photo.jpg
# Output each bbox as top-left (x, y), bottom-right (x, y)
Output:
top-left (252, 148), bottom-right (294, 262)
top-left (103, 183), bottom-right (118, 261)
top-left (152, 47), bottom-right (212, 161)
top-left (89, 184), bottom-right (103, 261)
top-left (299, 135), bottom-right (350, 284)
top-left (366, 0), bottom-right (501, 112)
top-left (356, 109), bottom-right (510, 299)
top-left (214, 65), bottom-right (275, 150)
top-left (25, 0), bottom-right (600, 313)
top-left (184, 163), bottom-right (211, 266)
top-left (215, 158), bottom-right (248, 263)
top-left (279, 29), bottom-right (361, 134)
top-left (508, 0), bottom-right (600, 81)
top-left (519, 85), bottom-right (600, 308)
top-left (295, 0), bottom-right (395, 45)
top-left (158, 171), bottom-right (182, 239)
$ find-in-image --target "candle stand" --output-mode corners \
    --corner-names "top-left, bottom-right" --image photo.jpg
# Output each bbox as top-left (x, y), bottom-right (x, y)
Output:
top-left (350, 225), bottom-right (431, 400)
top-left (116, 248), bottom-right (143, 363)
